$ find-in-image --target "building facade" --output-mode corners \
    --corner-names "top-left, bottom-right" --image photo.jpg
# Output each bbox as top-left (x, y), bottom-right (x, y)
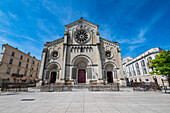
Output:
top-left (123, 47), bottom-right (164, 85)
top-left (39, 18), bottom-right (124, 85)
top-left (0, 44), bottom-right (41, 84)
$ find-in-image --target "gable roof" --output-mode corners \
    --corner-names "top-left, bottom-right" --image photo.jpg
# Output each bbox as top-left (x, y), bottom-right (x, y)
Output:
top-left (65, 17), bottom-right (99, 27)
top-left (44, 37), bottom-right (64, 46)
top-left (100, 37), bottom-right (119, 45)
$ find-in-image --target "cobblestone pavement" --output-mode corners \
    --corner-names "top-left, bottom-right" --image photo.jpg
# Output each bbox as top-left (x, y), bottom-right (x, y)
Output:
top-left (0, 91), bottom-right (170, 113)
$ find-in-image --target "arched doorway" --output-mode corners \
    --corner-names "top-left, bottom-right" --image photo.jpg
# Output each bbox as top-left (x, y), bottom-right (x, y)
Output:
top-left (78, 69), bottom-right (86, 83)
top-left (104, 63), bottom-right (116, 83)
top-left (45, 63), bottom-right (59, 83)
top-left (50, 72), bottom-right (56, 83)
top-left (107, 71), bottom-right (113, 83)
top-left (72, 56), bottom-right (92, 84)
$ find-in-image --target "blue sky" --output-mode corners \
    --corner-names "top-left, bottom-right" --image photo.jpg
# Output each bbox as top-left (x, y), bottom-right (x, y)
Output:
top-left (0, 0), bottom-right (170, 60)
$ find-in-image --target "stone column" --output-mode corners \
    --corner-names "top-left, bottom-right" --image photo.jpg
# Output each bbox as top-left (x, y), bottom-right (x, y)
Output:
top-left (61, 32), bottom-right (68, 83)
top-left (102, 69), bottom-right (105, 80)
top-left (44, 70), bottom-right (47, 81)
top-left (117, 48), bottom-right (124, 78)
top-left (38, 48), bottom-right (47, 81)
top-left (70, 66), bottom-right (74, 80)
top-left (96, 32), bottom-right (103, 82)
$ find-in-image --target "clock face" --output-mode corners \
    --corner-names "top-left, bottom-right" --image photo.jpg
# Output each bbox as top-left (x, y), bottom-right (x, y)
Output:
top-left (75, 30), bottom-right (89, 43)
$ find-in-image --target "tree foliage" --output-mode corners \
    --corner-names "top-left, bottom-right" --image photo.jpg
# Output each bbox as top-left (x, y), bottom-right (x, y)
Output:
top-left (149, 50), bottom-right (170, 76)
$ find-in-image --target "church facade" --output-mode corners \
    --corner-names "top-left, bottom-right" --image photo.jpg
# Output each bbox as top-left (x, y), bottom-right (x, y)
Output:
top-left (39, 18), bottom-right (124, 84)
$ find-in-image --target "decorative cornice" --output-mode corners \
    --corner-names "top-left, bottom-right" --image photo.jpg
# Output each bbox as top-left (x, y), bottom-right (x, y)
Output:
top-left (100, 37), bottom-right (119, 46)
top-left (44, 37), bottom-right (64, 47)
top-left (65, 17), bottom-right (99, 28)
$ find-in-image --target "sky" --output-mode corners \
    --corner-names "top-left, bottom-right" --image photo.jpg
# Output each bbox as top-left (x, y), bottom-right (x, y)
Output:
top-left (0, 0), bottom-right (170, 60)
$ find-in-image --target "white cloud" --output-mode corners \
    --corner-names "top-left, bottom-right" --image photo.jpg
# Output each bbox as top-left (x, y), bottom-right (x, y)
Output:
top-left (37, 19), bottom-right (53, 35)
top-left (0, 10), bottom-right (10, 26)
top-left (117, 28), bottom-right (147, 44)
top-left (0, 30), bottom-right (36, 41)
top-left (116, 3), bottom-right (168, 45)
top-left (8, 12), bottom-right (17, 19)
top-left (42, 0), bottom-right (89, 25)
top-left (129, 45), bottom-right (142, 52)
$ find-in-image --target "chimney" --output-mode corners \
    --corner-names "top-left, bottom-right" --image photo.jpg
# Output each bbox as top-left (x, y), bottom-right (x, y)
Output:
top-left (27, 52), bottom-right (30, 55)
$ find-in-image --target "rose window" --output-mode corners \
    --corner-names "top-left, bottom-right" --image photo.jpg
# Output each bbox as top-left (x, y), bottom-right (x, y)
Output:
top-left (105, 51), bottom-right (111, 58)
top-left (51, 51), bottom-right (58, 59)
top-left (75, 30), bottom-right (89, 43)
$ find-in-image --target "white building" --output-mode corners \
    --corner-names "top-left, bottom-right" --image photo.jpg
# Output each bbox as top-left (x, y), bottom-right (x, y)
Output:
top-left (123, 47), bottom-right (164, 85)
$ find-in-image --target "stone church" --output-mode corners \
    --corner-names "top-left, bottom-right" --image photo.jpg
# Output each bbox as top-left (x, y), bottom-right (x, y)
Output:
top-left (39, 17), bottom-right (124, 84)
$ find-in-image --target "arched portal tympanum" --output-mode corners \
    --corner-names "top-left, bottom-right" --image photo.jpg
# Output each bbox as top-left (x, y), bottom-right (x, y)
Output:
top-left (71, 55), bottom-right (92, 84)
top-left (104, 62), bottom-right (117, 83)
top-left (44, 63), bottom-right (60, 83)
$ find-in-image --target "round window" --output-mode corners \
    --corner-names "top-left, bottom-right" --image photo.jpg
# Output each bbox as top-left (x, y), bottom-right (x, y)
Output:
top-left (75, 30), bottom-right (89, 43)
top-left (105, 51), bottom-right (111, 58)
top-left (51, 51), bottom-right (58, 59)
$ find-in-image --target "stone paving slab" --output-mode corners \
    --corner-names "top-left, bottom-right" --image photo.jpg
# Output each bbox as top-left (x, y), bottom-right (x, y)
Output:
top-left (0, 91), bottom-right (170, 113)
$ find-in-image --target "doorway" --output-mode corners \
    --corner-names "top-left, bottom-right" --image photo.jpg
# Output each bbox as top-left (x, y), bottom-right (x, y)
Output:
top-left (50, 72), bottom-right (56, 83)
top-left (107, 71), bottom-right (113, 83)
top-left (78, 69), bottom-right (86, 83)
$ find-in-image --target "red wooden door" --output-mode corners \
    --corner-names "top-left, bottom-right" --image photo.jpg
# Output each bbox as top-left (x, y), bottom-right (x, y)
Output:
top-left (50, 72), bottom-right (53, 83)
top-left (50, 72), bottom-right (56, 83)
top-left (78, 69), bottom-right (86, 83)
top-left (107, 71), bottom-right (113, 83)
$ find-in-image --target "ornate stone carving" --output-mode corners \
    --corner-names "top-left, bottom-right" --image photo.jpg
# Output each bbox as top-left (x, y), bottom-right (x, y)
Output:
top-left (51, 51), bottom-right (59, 59)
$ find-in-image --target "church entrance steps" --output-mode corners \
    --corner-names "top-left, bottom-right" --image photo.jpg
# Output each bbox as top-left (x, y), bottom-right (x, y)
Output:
top-left (40, 84), bottom-right (119, 92)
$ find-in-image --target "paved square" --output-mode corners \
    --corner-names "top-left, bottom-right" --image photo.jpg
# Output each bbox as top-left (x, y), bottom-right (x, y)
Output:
top-left (0, 91), bottom-right (170, 113)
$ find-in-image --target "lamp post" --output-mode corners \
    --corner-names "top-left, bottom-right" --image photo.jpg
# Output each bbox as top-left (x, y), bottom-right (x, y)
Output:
top-left (161, 76), bottom-right (166, 93)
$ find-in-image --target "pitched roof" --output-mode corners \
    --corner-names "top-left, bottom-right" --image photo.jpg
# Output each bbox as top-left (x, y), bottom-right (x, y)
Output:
top-left (100, 37), bottom-right (119, 45)
top-left (44, 37), bottom-right (64, 46)
top-left (65, 17), bottom-right (99, 27)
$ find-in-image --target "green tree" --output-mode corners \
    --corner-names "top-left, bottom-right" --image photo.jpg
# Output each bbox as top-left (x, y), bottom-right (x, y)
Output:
top-left (149, 50), bottom-right (170, 86)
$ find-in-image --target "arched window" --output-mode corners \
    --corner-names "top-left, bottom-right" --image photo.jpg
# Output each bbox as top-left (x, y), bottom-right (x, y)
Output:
top-left (74, 47), bottom-right (77, 53)
top-left (90, 47), bottom-right (93, 52)
top-left (78, 47), bottom-right (80, 52)
top-left (148, 57), bottom-right (152, 61)
top-left (137, 70), bottom-right (141, 75)
top-left (141, 60), bottom-right (145, 66)
top-left (135, 63), bottom-right (139, 68)
top-left (71, 47), bottom-right (73, 52)
top-left (143, 68), bottom-right (147, 74)
top-left (86, 47), bottom-right (89, 52)
top-left (74, 47), bottom-right (76, 52)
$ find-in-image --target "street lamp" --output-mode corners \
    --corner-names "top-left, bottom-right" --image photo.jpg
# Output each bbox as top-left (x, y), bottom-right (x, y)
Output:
top-left (161, 76), bottom-right (166, 93)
